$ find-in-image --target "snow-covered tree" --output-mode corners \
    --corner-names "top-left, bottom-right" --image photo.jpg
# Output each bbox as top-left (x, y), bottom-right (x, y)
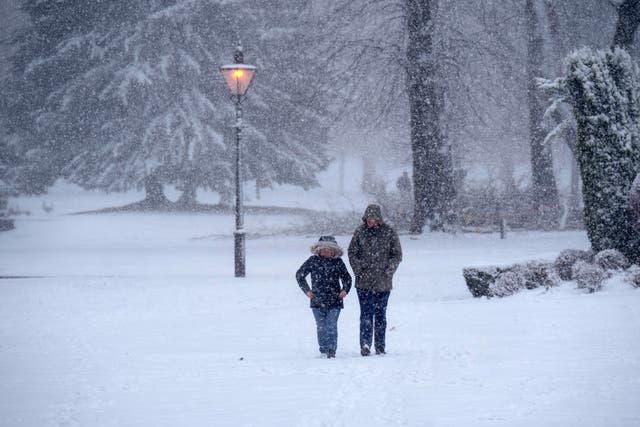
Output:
top-left (57, 0), bottom-right (241, 207)
top-left (547, 48), bottom-right (640, 262)
top-left (404, 0), bottom-right (456, 233)
top-left (1, 0), bottom-right (141, 194)
top-left (242, 0), bottom-right (330, 196)
top-left (612, 0), bottom-right (640, 49)
top-left (316, 0), bottom-right (527, 232)
top-left (2, 0), bottom-right (329, 206)
top-left (526, 0), bottom-right (560, 228)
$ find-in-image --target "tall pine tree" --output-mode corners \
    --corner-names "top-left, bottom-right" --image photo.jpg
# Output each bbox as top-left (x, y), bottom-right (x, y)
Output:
top-left (2, 0), bottom-right (329, 206)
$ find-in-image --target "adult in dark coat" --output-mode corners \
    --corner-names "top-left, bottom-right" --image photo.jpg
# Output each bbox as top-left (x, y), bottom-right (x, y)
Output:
top-left (348, 204), bottom-right (402, 356)
top-left (296, 236), bottom-right (352, 358)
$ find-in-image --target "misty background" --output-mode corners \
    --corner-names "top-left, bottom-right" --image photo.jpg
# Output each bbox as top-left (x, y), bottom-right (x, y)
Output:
top-left (0, 0), bottom-right (634, 232)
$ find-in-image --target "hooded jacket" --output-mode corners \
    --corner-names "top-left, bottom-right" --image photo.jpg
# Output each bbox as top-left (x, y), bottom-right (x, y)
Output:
top-left (348, 204), bottom-right (402, 292)
top-left (296, 237), bottom-right (352, 309)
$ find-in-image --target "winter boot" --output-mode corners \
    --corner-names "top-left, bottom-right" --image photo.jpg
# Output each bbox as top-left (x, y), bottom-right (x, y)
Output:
top-left (361, 344), bottom-right (371, 356)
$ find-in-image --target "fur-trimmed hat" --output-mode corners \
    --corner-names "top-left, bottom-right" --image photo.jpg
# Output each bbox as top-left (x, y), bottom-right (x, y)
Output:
top-left (310, 235), bottom-right (343, 257)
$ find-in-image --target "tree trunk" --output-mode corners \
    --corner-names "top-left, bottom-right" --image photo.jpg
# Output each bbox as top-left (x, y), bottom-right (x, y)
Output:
top-left (143, 174), bottom-right (172, 209)
top-left (526, 0), bottom-right (560, 229)
top-left (176, 180), bottom-right (198, 209)
top-left (613, 0), bottom-right (640, 49)
top-left (566, 127), bottom-right (584, 228)
top-left (406, 0), bottom-right (455, 233)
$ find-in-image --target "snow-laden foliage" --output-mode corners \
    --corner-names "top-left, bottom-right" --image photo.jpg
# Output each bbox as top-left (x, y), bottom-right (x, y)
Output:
top-left (513, 260), bottom-right (559, 290)
top-left (489, 271), bottom-right (525, 298)
top-left (624, 264), bottom-right (640, 288)
top-left (572, 260), bottom-right (608, 293)
top-left (1, 0), bottom-right (330, 204)
top-left (594, 248), bottom-right (631, 271)
top-left (0, 125), bottom-right (21, 198)
top-left (1, 1), bottom-right (151, 195)
top-left (630, 173), bottom-right (640, 226)
top-left (554, 248), bottom-right (594, 280)
top-left (57, 1), bottom-right (239, 199)
top-left (463, 266), bottom-right (501, 298)
top-left (545, 48), bottom-right (640, 262)
top-left (464, 260), bottom-right (559, 298)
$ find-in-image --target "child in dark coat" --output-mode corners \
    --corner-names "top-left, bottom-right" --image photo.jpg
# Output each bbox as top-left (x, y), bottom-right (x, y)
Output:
top-left (296, 236), bottom-right (352, 358)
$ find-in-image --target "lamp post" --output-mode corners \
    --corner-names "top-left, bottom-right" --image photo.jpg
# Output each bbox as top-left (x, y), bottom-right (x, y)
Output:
top-left (220, 43), bottom-right (257, 277)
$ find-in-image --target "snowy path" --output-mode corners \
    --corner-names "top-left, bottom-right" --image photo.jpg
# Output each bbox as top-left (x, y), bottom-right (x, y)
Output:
top-left (1, 213), bottom-right (639, 426)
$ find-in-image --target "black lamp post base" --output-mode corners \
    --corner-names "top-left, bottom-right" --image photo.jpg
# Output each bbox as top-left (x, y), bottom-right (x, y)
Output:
top-left (234, 231), bottom-right (246, 277)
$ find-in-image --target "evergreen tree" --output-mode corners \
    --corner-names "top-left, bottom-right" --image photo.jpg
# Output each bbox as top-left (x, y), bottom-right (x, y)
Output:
top-left (1, 0), bottom-right (153, 194)
top-left (240, 0), bottom-right (330, 195)
top-left (612, 0), bottom-right (640, 49)
top-left (59, 0), bottom-right (237, 206)
top-left (2, 0), bottom-right (329, 206)
top-left (553, 48), bottom-right (640, 261)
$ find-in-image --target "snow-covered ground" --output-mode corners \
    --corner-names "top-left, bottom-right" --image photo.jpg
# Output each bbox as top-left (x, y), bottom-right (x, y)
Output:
top-left (1, 187), bottom-right (639, 427)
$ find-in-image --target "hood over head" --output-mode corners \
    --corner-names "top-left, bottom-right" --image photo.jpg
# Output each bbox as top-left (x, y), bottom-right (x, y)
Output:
top-left (362, 204), bottom-right (384, 224)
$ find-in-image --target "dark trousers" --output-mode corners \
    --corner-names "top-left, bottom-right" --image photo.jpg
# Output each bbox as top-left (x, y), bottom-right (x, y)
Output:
top-left (311, 308), bottom-right (341, 354)
top-left (356, 288), bottom-right (391, 351)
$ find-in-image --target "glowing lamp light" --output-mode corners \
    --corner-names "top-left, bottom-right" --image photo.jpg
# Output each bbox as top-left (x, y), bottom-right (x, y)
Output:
top-left (220, 63), bottom-right (257, 96)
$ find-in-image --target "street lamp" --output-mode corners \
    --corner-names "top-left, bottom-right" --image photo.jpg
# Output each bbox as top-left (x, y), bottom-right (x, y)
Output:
top-left (220, 43), bottom-right (257, 278)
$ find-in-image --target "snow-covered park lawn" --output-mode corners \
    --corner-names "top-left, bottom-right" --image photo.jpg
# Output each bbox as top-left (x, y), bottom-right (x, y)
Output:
top-left (1, 191), bottom-right (639, 426)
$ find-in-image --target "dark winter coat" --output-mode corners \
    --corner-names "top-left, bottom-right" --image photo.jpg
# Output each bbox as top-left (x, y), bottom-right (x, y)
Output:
top-left (296, 256), bottom-right (352, 309)
top-left (348, 205), bottom-right (403, 292)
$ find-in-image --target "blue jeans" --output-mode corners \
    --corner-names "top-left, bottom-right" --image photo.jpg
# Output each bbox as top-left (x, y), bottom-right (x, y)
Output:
top-left (357, 288), bottom-right (391, 352)
top-left (311, 308), bottom-right (341, 354)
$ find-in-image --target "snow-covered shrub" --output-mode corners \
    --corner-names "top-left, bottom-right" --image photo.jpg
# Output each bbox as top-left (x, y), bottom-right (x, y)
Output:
top-left (594, 249), bottom-right (630, 271)
top-left (513, 260), bottom-right (559, 289)
top-left (464, 261), bottom-right (559, 297)
top-left (572, 260), bottom-right (608, 293)
top-left (489, 271), bottom-right (526, 297)
top-left (624, 265), bottom-right (640, 288)
top-left (554, 249), bottom-right (593, 280)
top-left (463, 266), bottom-right (501, 297)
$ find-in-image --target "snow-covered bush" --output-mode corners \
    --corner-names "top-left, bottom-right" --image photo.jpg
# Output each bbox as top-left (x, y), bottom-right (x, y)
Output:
top-left (489, 271), bottom-right (526, 297)
top-left (463, 260), bottom-right (559, 298)
top-left (463, 266), bottom-right (501, 297)
top-left (514, 260), bottom-right (559, 289)
top-left (554, 249), bottom-right (593, 280)
top-left (572, 260), bottom-right (608, 293)
top-left (594, 249), bottom-right (630, 271)
top-left (624, 265), bottom-right (640, 288)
